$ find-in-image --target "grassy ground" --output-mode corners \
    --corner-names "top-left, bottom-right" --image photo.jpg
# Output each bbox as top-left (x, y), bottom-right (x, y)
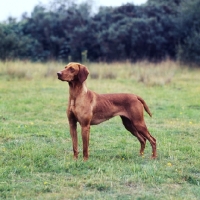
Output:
top-left (0, 61), bottom-right (200, 199)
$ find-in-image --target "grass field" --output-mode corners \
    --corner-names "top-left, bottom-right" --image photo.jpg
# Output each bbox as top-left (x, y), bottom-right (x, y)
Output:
top-left (0, 61), bottom-right (200, 199)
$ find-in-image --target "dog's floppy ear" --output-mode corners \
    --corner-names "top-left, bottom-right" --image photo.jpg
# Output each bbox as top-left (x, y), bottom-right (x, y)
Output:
top-left (78, 64), bottom-right (89, 83)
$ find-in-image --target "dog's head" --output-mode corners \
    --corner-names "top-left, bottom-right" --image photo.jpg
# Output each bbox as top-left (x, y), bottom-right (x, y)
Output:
top-left (57, 62), bottom-right (89, 83)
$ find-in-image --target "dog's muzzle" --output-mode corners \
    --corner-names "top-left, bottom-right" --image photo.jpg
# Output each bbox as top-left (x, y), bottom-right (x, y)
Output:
top-left (57, 72), bottom-right (62, 80)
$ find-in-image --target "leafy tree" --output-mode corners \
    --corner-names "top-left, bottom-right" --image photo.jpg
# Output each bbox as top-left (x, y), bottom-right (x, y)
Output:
top-left (0, 18), bottom-right (28, 60)
top-left (87, 3), bottom-right (180, 62)
top-left (177, 0), bottom-right (200, 65)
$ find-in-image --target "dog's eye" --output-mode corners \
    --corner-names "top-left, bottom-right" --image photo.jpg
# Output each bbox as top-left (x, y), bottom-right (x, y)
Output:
top-left (69, 67), bottom-right (75, 72)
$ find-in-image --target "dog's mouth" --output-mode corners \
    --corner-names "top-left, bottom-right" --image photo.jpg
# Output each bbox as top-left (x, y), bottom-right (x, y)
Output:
top-left (57, 72), bottom-right (72, 82)
top-left (57, 72), bottom-right (63, 81)
top-left (57, 75), bottom-right (70, 82)
top-left (57, 76), bottom-right (63, 81)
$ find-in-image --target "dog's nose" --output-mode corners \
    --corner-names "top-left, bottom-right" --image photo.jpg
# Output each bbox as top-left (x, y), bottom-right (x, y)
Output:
top-left (57, 72), bottom-right (62, 76)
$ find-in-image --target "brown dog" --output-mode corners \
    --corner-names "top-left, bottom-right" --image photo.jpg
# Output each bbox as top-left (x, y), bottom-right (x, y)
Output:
top-left (57, 62), bottom-right (157, 160)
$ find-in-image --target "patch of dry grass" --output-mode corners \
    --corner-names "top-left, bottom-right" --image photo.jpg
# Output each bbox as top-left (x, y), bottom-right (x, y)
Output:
top-left (0, 61), bottom-right (62, 80)
top-left (87, 60), bottom-right (179, 86)
top-left (0, 60), bottom-right (180, 86)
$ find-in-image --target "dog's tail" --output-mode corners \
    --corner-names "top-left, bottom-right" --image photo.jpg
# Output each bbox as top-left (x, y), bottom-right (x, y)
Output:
top-left (137, 96), bottom-right (152, 117)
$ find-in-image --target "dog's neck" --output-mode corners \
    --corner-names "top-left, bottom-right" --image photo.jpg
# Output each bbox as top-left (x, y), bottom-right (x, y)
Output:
top-left (68, 80), bottom-right (88, 100)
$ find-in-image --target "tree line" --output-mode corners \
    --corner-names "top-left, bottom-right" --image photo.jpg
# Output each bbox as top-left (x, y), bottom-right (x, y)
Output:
top-left (0, 0), bottom-right (200, 65)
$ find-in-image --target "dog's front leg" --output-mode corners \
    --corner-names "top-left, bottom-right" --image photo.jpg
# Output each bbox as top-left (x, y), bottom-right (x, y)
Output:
top-left (69, 122), bottom-right (78, 159)
top-left (68, 113), bottom-right (79, 159)
top-left (81, 125), bottom-right (90, 161)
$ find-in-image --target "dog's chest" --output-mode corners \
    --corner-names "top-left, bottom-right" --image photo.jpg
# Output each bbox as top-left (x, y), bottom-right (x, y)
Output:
top-left (69, 99), bottom-right (89, 120)
top-left (69, 99), bottom-right (75, 112)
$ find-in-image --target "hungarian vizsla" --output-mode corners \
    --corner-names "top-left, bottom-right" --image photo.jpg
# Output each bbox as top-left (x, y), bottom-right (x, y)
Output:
top-left (57, 62), bottom-right (157, 160)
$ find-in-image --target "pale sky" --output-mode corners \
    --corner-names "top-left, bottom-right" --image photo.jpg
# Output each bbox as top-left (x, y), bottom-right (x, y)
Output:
top-left (0, 0), bottom-right (147, 22)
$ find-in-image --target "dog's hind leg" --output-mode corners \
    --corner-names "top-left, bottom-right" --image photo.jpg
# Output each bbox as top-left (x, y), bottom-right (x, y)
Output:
top-left (133, 121), bottom-right (157, 158)
top-left (120, 116), bottom-right (146, 156)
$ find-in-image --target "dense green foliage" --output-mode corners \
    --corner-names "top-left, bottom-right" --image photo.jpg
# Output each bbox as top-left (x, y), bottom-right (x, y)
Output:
top-left (0, 0), bottom-right (200, 64)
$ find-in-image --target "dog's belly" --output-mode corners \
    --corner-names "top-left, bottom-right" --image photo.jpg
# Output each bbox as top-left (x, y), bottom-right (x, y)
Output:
top-left (90, 114), bottom-right (112, 125)
top-left (90, 108), bottom-right (127, 125)
top-left (90, 118), bottom-right (108, 125)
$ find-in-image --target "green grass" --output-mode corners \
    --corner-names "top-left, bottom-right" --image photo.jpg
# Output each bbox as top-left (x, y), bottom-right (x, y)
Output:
top-left (0, 61), bottom-right (200, 199)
